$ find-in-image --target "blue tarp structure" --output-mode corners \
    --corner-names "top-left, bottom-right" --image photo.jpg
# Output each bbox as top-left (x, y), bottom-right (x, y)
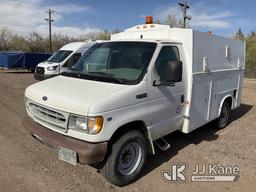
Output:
top-left (0, 52), bottom-right (52, 69)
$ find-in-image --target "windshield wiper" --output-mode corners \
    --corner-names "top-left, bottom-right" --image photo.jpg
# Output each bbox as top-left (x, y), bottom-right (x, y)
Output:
top-left (62, 70), bottom-right (126, 84)
top-left (67, 68), bottom-right (81, 77)
top-left (88, 72), bottom-right (126, 84)
top-left (61, 69), bottom-right (81, 78)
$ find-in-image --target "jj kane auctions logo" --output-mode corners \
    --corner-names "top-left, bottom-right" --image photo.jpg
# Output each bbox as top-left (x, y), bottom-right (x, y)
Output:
top-left (162, 163), bottom-right (240, 182)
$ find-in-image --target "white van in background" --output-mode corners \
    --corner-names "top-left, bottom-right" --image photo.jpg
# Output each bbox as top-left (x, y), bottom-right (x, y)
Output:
top-left (34, 42), bottom-right (94, 80)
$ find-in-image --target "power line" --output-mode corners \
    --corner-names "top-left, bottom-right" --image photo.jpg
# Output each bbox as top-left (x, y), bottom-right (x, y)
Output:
top-left (55, 11), bottom-right (89, 28)
top-left (45, 9), bottom-right (54, 52)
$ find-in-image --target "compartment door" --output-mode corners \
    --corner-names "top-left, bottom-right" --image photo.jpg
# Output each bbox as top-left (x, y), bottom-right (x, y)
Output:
top-left (189, 76), bottom-right (211, 131)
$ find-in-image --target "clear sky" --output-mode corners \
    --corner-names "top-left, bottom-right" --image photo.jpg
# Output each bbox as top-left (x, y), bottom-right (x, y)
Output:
top-left (0, 0), bottom-right (255, 38)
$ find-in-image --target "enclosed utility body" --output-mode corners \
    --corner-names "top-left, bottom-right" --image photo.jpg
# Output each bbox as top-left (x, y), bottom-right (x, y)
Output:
top-left (23, 23), bottom-right (245, 186)
top-left (112, 25), bottom-right (245, 134)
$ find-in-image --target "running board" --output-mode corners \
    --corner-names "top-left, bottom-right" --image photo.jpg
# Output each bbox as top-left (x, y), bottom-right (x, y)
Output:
top-left (154, 137), bottom-right (170, 151)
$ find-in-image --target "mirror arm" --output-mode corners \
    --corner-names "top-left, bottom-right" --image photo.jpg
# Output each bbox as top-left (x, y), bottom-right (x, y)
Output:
top-left (153, 80), bottom-right (159, 87)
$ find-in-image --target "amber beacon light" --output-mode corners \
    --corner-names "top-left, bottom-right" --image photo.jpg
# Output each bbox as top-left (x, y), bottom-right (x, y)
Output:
top-left (146, 16), bottom-right (153, 24)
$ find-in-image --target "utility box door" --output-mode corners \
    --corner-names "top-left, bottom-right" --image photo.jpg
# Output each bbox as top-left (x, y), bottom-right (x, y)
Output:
top-left (189, 76), bottom-right (211, 131)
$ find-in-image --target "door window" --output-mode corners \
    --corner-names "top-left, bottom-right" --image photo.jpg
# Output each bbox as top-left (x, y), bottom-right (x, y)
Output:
top-left (155, 46), bottom-right (180, 74)
top-left (63, 53), bottom-right (82, 68)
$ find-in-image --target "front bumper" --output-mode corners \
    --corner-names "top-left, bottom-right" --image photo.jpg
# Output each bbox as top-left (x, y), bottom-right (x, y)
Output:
top-left (34, 73), bottom-right (57, 81)
top-left (22, 116), bottom-right (108, 164)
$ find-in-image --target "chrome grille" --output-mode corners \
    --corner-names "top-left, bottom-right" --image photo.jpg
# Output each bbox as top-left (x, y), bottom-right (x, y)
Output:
top-left (28, 103), bottom-right (69, 131)
top-left (36, 67), bottom-right (45, 74)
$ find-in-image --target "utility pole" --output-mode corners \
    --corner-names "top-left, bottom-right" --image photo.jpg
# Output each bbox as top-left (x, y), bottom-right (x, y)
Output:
top-left (178, 0), bottom-right (191, 28)
top-left (45, 9), bottom-right (54, 52)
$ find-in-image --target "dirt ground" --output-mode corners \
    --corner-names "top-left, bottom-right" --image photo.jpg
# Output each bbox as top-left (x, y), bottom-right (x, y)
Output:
top-left (0, 72), bottom-right (255, 192)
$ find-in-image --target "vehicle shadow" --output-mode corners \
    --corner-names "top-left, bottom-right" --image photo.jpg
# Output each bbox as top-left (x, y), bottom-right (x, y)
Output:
top-left (141, 103), bottom-right (253, 178)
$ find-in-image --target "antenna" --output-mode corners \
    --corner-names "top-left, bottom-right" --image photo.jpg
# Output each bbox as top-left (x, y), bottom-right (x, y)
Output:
top-left (178, 0), bottom-right (191, 28)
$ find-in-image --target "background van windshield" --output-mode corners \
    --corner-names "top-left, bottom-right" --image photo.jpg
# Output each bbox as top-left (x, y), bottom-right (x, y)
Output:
top-left (72, 42), bottom-right (156, 83)
top-left (47, 50), bottom-right (72, 63)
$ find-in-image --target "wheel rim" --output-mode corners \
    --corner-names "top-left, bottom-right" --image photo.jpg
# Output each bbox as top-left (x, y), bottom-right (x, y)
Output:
top-left (117, 142), bottom-right (142, 176)
top-left (220, 105), bottom-right (229, 126)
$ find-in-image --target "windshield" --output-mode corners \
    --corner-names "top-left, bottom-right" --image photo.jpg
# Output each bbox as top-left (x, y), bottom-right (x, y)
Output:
top-left (64, 42), bottom-right (156, 84)
top-left (47, 50), bottom-right (73, 63)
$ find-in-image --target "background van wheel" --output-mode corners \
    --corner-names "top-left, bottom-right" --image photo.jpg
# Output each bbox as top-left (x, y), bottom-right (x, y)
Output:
top-left (215, 101), bottom-right (230, 129)
top-left (100, 130), bottom-right (147, 186)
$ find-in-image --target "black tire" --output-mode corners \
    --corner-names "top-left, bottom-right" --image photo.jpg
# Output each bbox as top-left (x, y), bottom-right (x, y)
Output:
top-left (100, 130), bottom-right (147, 186)
top-left (215, 101), bottom-right (230, 129)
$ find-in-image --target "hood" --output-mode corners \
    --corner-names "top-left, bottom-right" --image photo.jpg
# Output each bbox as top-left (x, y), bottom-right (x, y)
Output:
top-left (37, 61), bottom-right (60, 68)
top-left (25, 76), bottom-right (128, 115)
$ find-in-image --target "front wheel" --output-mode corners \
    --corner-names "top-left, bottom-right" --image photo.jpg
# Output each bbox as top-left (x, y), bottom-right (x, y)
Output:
top-left (100, 130), bottom-right (147, 186)
top-left (215, 101), bottom-right (230, 129)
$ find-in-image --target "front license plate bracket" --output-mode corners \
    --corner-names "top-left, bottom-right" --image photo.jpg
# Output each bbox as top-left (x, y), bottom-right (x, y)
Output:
top-left (58, 146), bottom-right (77, 166)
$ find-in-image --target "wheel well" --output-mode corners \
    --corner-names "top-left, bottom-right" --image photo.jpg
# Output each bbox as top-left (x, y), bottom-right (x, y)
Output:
top-left (109, 121), bottom-right (147, 144)
top-left (107, 121), bottom-right (152, 156)
top-left (225, 97), bottom-right (232, 108)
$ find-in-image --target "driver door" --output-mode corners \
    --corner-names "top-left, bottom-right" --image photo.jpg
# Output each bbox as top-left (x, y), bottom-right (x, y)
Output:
top-left (148, 45), bottom-right (185, 140)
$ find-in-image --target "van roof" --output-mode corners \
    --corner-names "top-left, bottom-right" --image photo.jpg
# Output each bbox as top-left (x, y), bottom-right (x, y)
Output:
top-left (108, 39), bottom-right (181, 44)
top-left (60, 42), bottom-right (93, 51)
top-left (111, 23), bottom-right (242, 43)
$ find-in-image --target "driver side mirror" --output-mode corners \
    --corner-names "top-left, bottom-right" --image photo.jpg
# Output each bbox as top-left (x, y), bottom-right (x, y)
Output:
top-left (153, 60), bottom-right (182, 87)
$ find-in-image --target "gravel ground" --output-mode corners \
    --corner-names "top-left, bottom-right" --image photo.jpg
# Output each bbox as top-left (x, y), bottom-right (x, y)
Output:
top-left (0, 72), bottom-right (255, 192)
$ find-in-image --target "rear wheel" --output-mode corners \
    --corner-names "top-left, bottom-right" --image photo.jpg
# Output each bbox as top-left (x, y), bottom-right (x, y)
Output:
top-left (100, 130), bottom-right (147, 186)
top-left (215, 101), bottom-right (230, 129)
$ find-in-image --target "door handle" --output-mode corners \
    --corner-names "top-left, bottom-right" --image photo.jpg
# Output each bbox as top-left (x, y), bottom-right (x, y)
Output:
top-left (136, 93), bottom-right (147, 99)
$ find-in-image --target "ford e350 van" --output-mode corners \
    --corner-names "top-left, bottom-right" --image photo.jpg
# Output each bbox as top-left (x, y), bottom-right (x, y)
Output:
top-left (23, 18), bottom-right (245, 186)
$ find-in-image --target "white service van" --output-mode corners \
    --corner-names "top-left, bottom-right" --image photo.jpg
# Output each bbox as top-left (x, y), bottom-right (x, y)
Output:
top-left (23, 19), bottom-right (245, 186)
top-left (34, 42), bottom-right (94, 80)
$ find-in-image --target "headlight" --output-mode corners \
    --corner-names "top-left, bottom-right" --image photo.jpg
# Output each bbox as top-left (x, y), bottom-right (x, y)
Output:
top-left (47, 66), bottom-right (58, 71)
top-left (69, 115), bottom-right (88, 132)
top-left (68, 115), bottom-right (103, 134)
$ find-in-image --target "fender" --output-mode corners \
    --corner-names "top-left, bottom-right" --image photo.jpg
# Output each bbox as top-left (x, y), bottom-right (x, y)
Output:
top-left (108, 120), bottom-right (156, 155)
top-left (218, 95), bottom-right (232, 117)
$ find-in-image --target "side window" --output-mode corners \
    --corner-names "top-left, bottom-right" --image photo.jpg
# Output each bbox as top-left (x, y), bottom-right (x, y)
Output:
top-left (155, 46), bottom-right (180, 79)
top-left (73, 53), bottom-right (82, 64)
top-left (155, 46), bottom-right (180, 71)
top-left (63, 53), bottom-right (82, 68)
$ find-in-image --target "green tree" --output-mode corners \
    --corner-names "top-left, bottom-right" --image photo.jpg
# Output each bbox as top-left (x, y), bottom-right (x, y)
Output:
top-left (245, 36), bottom-right (256, 78)
top-left (235, 28), bottom-right (244, 40)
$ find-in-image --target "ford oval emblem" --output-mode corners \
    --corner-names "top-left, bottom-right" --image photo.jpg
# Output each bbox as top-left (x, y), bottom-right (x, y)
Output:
top-left (42, 96), bottom-right (48, 101)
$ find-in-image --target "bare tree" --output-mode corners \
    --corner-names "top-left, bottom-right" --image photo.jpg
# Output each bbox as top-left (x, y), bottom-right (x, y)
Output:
top-left (10, 35), bottom-right (30, 51)
top-left (0, 28), bottom-right (12, 51)
top-left (156, 15), bottom-right (184, 28)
